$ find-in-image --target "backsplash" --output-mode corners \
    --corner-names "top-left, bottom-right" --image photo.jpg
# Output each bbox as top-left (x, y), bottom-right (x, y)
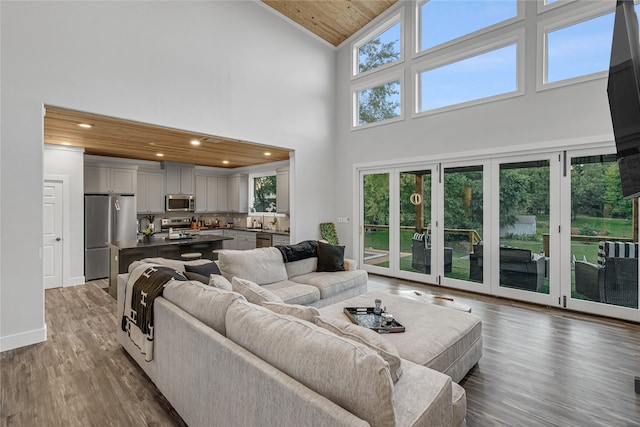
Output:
top-left (138, 212), bottom-right (289, 232)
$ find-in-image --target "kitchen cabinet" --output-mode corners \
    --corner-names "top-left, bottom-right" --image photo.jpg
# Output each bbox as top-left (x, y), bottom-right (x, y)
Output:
top-left (276, 167), bottom-right (290, 213)
top-left (223, 229), bottom-right (236, 250)
top-left (206, 177), bottom-right (219, 212)
top-left (137, 171), bottom-right (165, 213)
top-left (195, 175), bottom-right (221, 213)
top-left (227, 174), bottom-right (248, 213)
top-left (272, 234), bottom-right (290, 246)
top-left (165, 164), bottom-right (195, 194)
top-left (236, 231), bottom-right (256, 250)
top-left (217, 177), bottom-right (228, 212)
top-left (195, 175), bottom-right (207, 213)
top-left (85, 166), bottom-right (137, 194)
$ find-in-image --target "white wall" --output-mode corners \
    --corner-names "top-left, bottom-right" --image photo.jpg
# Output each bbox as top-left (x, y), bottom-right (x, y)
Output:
top-left (44, 145), bottom-right (85, 286)
top-left (333, 1), bottom-right (616, 257)
top-left (1, 1), bottom-right (335, 351)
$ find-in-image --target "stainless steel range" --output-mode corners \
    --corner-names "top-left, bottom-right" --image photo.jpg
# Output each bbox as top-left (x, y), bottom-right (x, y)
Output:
top-left (161, 217), bottom-right (198, 240)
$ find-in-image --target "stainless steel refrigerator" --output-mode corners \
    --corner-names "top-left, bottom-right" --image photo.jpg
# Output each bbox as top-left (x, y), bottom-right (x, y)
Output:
top-left (84, 194), bottom-right (137, 280)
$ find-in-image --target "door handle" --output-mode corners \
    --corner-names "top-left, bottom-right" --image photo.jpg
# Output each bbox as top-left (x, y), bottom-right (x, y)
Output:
top-left (56, 237), bottom-right (61, 241)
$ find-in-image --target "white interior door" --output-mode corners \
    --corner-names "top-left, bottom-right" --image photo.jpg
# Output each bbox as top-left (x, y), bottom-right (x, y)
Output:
top-left (43, 180), bottom-right (63, 289)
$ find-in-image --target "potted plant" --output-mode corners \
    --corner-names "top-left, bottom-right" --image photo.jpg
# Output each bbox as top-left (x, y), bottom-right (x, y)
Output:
top-left (145, 214), bottom-right (155, 231)
top-left (142, 227), bottom-right (156, 243)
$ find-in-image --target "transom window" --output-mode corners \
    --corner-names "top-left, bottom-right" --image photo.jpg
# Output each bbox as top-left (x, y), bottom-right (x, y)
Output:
top-left (354, 77), bottom-right (402, 128)
top-left (545, 12), bottom-right (614, 85)
top-left (417, 42), bottom-right (518, 113)
top-left (353, 13), bottom-right (402, 77)
top-left (418, 0), bottom-right (517, 52)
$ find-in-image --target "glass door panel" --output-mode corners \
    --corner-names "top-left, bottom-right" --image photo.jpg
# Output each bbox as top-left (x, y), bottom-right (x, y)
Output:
top-left (399, 169), bottom-right (433, 275)
top-left (443, 165), bottom-right (484, 283)
top-left (570, 154), bottom-right (638, 309)
top-left (362, 172), bottom-right (390, 270)
top-left (499, 160), bottom-right (550, 294)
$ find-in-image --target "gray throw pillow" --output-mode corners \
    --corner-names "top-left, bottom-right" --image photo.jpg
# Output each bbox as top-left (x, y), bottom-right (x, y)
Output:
top-left (231, 277), bottom-right (283, 304)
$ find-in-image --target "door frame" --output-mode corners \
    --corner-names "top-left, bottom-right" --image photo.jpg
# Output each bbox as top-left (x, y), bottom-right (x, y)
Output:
top-left (44, 175), bottom-right (70, 287)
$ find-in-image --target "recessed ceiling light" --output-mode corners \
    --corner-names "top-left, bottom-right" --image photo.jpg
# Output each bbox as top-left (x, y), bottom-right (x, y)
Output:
top-left (156, 153), bottom-right (164, 157)
top-left (264, 152), bottom-right (271, 156)
top-left (190, 139), bottom-right (201, 146)
top-left (222, 160), bottom-right (229, 165)
top-left (76, 123), bottom-right (93, 128)
top-left (61, 142), bottom-right (72, 146)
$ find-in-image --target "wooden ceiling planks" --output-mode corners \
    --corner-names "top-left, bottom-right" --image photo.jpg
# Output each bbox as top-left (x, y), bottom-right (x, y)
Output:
top-left (44, 107), bottom-right (291, 168)
top-left (262, 0), bottom-right (397, 46)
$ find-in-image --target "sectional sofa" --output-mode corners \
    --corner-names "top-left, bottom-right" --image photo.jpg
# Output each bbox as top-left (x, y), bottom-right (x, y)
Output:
top-left (116, 245), bottom-right (476, 426)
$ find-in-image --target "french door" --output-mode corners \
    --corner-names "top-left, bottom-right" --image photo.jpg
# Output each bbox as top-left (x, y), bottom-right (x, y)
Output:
top-left (357, 149), bottom-right (638, 322)
top-left (562, 148), bottom-right (639, 321)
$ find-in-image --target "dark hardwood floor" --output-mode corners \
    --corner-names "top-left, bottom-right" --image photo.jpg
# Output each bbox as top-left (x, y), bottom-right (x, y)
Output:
top-left (1, 275), bottom-right (639, 426)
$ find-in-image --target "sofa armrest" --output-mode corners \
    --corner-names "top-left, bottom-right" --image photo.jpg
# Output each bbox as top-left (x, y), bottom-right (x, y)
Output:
top-left (343, 258), bottom-right (357, 271)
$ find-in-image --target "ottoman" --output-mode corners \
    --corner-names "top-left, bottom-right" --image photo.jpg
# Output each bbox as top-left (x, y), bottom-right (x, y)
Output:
top-left (318, 290), bottom-right (483, 384)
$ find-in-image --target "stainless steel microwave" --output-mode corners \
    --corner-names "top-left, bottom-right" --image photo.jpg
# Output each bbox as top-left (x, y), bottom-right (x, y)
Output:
top-left (166, 194), bottom-right (195, 212)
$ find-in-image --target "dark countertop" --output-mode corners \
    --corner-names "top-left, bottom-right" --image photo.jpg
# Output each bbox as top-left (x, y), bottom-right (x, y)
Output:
top-left (198, 226), bottom-right (290, 236)
top-left (108, 234), bottom-right (232, 250)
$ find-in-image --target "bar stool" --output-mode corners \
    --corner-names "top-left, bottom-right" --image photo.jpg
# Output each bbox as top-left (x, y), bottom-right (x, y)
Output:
top-left (181, 252), bottom-right (202, 260)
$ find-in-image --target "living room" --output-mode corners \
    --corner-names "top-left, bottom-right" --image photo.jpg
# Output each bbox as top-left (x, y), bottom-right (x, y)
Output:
top-left (1, 0), bottom-right (639, 425)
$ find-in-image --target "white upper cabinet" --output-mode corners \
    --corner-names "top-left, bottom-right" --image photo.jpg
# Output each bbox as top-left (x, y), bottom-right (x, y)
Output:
top-left (228, 174), bottom-right (248, 213)
top-left (137, 170), bottom-right (165, 213)
top-left (206, 177), bottom-right (219, 212)
top-left (85, 165), bottom-right (137, 194)
top-left (195, 175), bottom-right (208, 213)
top-left (217, 177), bottom-right (228, 212)
top-left (165, 164), bottom-right (195, 194)
top-left (276, 167), bottom-right (290, 213)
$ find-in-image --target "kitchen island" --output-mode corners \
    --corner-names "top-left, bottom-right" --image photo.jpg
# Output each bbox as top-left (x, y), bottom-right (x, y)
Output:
top-left (107, 234), bottom-right (232, 297)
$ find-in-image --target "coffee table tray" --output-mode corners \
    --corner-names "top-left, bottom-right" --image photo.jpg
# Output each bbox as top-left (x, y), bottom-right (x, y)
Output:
top-left (343, 307), bottom-right (405, 333)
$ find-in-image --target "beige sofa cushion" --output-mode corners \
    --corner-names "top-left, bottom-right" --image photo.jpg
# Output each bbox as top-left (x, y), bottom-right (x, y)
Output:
top-left (292, 270), bottom-right (368, 299)
top-left (314, 316), bottom-right (403, 383)
top-left (226, 300), bottom-right (396, 427)
top-left (232, 277), bottom-right (283, 304)
top-left (129, 257), bottom-right (211, 273)
top-left (261, 301), bottom-right (320, 323)
top-left (218, 248), bottom-right (288, 285)
top-left (285, 257), bottom-right (317, 278)
top-left (209, 274), bottom-right (232, 291)
top-left (162, 280), bottom-right (245, 336)
top-left (262, 280), bottom-right (320, 305)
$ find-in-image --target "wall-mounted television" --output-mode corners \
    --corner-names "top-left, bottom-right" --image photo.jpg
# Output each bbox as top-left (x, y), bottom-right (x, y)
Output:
top-left (608, 0), bottom-right (640, 199)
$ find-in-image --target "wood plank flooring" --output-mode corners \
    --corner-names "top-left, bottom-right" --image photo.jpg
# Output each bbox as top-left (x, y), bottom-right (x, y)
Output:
top-left (1, 276), bottom-right (639, 426)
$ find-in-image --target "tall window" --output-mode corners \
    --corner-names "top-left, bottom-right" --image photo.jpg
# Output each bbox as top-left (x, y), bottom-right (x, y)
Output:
top-left (251, 175), bottom-right (277, 213)
top-left (354, 14), bottom-right (402, 76)
top-left (419, 0), bottom-right (517, 52)
top-left (417, 42), bottom-right (518, 113)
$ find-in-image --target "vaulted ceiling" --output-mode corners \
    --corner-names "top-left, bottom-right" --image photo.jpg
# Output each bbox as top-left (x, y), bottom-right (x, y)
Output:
top-left (44, 2), bottom-right (395, 167)
top-left (262, 0), bottom-right (397, 46)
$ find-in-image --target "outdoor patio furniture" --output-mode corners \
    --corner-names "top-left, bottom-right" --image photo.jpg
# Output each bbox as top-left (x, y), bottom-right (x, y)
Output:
top-left (574, 241), bottom-right (638, 308)
top-left (411, 233), bottom-right (453, 274)
top-left (469, 244), bottom-right (545, 291)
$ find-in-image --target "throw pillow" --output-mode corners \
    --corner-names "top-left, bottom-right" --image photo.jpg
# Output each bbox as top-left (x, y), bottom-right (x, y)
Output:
top-left (209, 274), bottom-right (232, 291)
top-left (314, 315), bottom-right (403, 383)
top-left (316, 241), bottom-right (345, 272)
top-left (261, 301), bottom-right (320, 323)
top-left (184, 271), bottom-right (209, 284)
top-left (185, 262), bottom-right (221, 277)
top-left (231, 277), bottom-right (283, 305)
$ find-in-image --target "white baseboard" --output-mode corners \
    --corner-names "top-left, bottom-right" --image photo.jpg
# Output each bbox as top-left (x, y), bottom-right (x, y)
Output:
top-left (65, 275), bottom-right (86, 287)
top-left (0, 325), bottom-right (47, 352)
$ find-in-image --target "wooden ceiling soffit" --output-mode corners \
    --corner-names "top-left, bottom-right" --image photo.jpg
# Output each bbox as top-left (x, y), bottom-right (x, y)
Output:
top-left (262, 0), bottom-right (398, 47)
top-left (44, 106), bottom-right (291, 169)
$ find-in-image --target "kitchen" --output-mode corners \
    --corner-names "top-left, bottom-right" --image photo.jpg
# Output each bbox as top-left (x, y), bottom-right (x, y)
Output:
top-left (42, 108), bottom-right (293, 290)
